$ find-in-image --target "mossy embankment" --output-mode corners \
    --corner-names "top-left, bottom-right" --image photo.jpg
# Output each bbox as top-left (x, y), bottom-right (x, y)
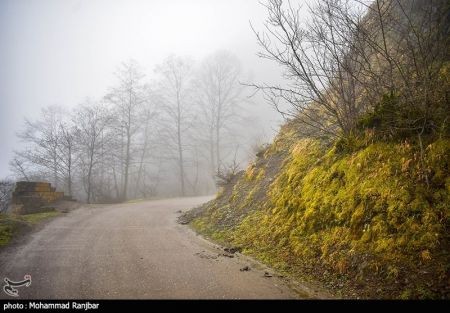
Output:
top-left (0, 211), bottom-right (60, 248)
top-left (184, 124), bottom-right (450, 299)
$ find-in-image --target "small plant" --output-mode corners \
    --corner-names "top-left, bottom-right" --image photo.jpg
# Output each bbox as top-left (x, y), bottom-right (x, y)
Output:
top-left (253, 143), bottom-right (270, 157)
top-left (215, 161), bottom-right (241, 187)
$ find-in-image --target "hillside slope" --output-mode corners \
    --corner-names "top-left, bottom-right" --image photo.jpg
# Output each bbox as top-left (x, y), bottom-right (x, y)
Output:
top-left (180, 0), bottom-right (450, 299)
top-left (182, 124), bottom-right (449, 299)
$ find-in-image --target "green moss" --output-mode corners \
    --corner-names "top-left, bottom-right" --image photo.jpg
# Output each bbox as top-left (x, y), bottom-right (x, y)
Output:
top-left (0, 211), bottom-right (60, 247)
top-left (255, 167), bottom-right (265, 182)
top-left (0, 216), bottom-right (23, 246)
top-left (22, 211), bottom-right (60, 224)
top-left (242, 186), bottom-right (258, 208)
top-left (244, 163), bottom-right (257, 181)
top-left (191, 136), bottom-right (450, 299)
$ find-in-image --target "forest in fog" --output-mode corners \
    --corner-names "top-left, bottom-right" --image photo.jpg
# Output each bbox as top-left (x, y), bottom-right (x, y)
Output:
top-left (7, 51), bottom-right (264, 202)
top-left (0, 0), bottom-right (448, 299)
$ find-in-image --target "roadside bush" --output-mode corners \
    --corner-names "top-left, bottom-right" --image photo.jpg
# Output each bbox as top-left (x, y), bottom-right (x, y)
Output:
top-left (215, 161), bottom-right (241, 187)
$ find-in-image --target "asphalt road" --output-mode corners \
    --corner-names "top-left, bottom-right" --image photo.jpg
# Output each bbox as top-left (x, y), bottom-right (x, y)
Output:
top-left (0, 197), bottom-right (302, 299)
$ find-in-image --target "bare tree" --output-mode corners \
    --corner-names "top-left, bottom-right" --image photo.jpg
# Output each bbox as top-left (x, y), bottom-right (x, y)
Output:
top-left (134, 97), bottom-right (159, 198)
top-left (354, 0), bottom-right (449, 132)
top-left (9, 156), bottom-right (31, 182)
top-left (0, 179), bottom-right (15, 213)
top-left (12, 105), bottom-right (75, 191)
top-left (73, 100), bottom-right (111, 203)
top-left (215, 145), bottom-right (241, 188)
top-left (57, 120), bottom-right (76, 196)
top-left (155, 55), bottom-right (194, 196)
top-left (248, 0), bottom-right (367, 137)
top-left (195, 50), bottom-right (245, 176)
top-left (249, 0), bottom-right (449, 138)
top-left (8, 49), bottom-right (263, 201)
top-left (105, 60), bottom-right (148, 201)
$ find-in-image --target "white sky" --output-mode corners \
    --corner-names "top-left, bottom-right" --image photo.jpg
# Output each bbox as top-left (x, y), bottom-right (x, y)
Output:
top-left (0, 0), bottom-right (310, 178)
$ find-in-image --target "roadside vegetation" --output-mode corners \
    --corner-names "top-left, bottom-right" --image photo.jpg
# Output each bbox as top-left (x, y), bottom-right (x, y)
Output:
top-left (185, 0), bottom-right (450, 299)
top-left (190, 126), bottom-right (449, 298)
top-left (0, 211), bottom-right (60, 248)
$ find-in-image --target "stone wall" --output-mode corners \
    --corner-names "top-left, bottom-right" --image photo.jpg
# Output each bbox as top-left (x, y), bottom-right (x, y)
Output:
top-left (11, 181), bottom-right (65, 214)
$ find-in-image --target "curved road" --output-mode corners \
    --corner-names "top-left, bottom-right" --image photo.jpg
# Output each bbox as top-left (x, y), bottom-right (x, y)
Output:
top-left (0, 197), bottom-right (302, 299)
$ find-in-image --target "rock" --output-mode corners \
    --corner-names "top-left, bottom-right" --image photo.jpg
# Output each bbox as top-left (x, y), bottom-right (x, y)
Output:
top-left (196, 252), bottom-right (218, 260)
top-left (263, 272), bottom-right (272, 278)
top-left (224, 247), bottom-right (241, 254)
top-left (221, 253), bottom-right (234, 258)
top-left (177, 217), bottom-right (189, 225)
top-left (240, 266), bottom-right (250, 272)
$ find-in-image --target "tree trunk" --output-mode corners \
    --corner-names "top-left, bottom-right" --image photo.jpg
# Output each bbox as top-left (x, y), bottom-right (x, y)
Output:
top-left (209, 128), bottom-right (216, 176)
top-left (216, 121), bottom-right (220, 173)
top-left (53, 152), bottom-right (58, 189)
top-left (135, 126), bottom-right (149, 198)
top-left (67, 145), bottom-right (72, 196)
top-left (177, 93), bottom-right (185, 197)
top-left (123, 130), bottom-right (131, 201)
top-left (87, 161), bottom-right (93, 204)
top-left (112, 166), bottom-right (120, 200)
top-left (177, 121), bottom-right (185, 196)
top-left (216, 87), bottom-right (222, 173)
top-left (122, 90), bottom-right (133, 201)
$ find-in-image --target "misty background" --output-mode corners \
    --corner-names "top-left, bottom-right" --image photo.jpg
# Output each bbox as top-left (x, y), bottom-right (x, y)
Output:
top-left (0, 0), bottom-right (312, 200)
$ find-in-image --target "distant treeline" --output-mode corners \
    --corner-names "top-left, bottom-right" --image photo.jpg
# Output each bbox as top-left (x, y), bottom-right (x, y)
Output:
top-left (9, 51), bottom-right (265, 203)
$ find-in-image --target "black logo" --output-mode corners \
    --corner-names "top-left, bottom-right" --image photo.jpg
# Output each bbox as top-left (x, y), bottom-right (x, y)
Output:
top-left (3, 275), bottom-right (32, 297)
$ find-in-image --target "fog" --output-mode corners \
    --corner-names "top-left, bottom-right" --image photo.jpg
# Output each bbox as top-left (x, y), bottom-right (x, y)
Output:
top-left (0, 0), bottom-right (313, 200)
